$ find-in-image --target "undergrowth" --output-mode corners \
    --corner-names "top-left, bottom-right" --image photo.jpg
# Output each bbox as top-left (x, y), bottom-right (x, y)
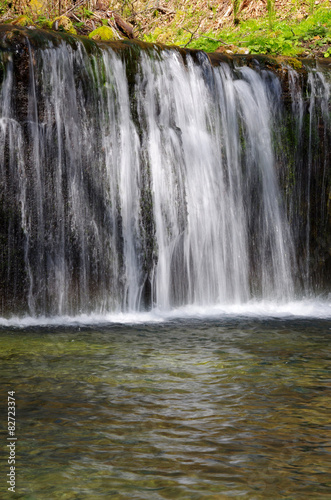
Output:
top-left (144, 2), bottom-right (331, 57)
top-left (0, 0), bottom-right (330, 57)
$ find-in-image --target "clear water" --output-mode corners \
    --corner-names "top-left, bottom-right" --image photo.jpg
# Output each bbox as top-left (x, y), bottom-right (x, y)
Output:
top-left (1, 308), bottom-right (331, 499)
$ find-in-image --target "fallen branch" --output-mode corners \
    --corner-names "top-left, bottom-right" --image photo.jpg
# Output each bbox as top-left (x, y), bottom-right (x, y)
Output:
top-left (135, 11), bottom-right (173, 33)
top-left (127, 5), bottom-right (174, 22)
top-left (108, 20), bottom-right (122, 39)
top-left (91, 11), bottom-right (102, 20)
top-left (182, 19), bottom-right (203, 48)
top-left (113, 12), bottom-right (135, 38)
top-left (71, 12), bottom-right (81, 23)
top-left (155, 6), bottom-right (175, 15)
top-left (63, 0), bottom-right (86, 17)
top-left (199, 35), bottom-right (232, 46)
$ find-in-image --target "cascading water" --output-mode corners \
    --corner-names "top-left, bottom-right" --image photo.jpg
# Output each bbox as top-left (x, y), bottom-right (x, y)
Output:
top-left (0, 27), bottom-right (330, 317)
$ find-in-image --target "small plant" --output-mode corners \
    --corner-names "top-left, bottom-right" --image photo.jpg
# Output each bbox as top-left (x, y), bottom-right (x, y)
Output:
top-left (77, 6), bottom-right (94, 20)
top-left (0, 0), bottom-right (7, 16)
top-left (267, 0), bottom-right (275, 30)
top-left (83, 7), bottom-right (94, 19)
top-left (309, 0), bottom-right (315, 15)
top-left (36, 14), bottom-right (52, 28)
top-left (232, 0), bottom-right (241, 25)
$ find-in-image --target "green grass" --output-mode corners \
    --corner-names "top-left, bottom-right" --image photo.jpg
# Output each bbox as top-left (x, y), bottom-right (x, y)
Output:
top-left (267, 0), bottom-right (275, 30)
top-left (194, 4), bottom-right (330, 56)
top-left (145, 3), bottom-right (331, 57)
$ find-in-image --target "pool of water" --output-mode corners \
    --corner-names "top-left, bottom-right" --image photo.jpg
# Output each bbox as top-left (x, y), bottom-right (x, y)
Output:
top-left (1, 313), bottom-right (331, 499)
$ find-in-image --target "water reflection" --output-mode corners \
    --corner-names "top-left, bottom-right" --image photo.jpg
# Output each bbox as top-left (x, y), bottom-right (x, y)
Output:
top-left (1, 318), bottom-right (330, 498)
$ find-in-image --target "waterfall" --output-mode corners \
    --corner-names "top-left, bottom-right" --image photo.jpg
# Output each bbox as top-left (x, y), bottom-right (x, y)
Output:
top-left (0, 28), bottom-right (330, 317)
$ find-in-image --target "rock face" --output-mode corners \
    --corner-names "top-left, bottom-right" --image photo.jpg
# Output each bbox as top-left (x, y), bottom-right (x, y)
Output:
top-left (0, 26), bottom-right (330, 316)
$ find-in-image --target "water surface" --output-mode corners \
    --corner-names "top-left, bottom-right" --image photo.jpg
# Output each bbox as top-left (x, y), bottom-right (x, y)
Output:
top-left (1, 311), bottom-right (330, 499)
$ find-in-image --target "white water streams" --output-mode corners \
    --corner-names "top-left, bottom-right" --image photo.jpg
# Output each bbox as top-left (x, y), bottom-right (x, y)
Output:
top-left (0, 34), bottom-right (329, 317)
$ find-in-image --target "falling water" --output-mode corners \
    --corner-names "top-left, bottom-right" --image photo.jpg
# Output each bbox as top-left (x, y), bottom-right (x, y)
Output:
top-left (0, 28), bottom-right (330, 317)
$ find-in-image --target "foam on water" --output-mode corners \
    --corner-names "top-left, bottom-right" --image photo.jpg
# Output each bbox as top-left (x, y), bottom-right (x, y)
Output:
top-left (1, 299), bottom-right (331, 328)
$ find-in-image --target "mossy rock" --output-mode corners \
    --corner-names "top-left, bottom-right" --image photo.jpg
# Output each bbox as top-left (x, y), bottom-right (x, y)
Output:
top-left (88, 26), bottom-right (116, 42)
top-left (52, 16), bottom-right (77, 35)
top-left (286, 58), bottom-right (303, 71)
top-left (215, 45), bottom-right (250, 55)
top-left (12, 15), bottom-right (34, 27)
top-left (38, 18), bottom-right (52, 29)
top-left (277, 56), bottom-right (303, 71)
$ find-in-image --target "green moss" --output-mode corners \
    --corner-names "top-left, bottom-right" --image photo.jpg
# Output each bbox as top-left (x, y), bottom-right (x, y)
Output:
top-left (88, 26), bottom-right (116, 42)
top-left (52, 16), bottom-right (77, 35)
top-left (284, 57), bottom-right (303, 70)
top-left (36, 15), bottom-right (52, 29)
top-left (12, 15), bottom-right (34, 27)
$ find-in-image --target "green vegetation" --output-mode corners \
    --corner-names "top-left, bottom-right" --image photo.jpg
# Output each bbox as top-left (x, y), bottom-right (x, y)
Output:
top-left (0, 0), bottom-right (329, 57)
top-left (11, 14), bottom-right (33, 26)
top-left (266, 0), bottom-right (275, 30)
top-left (145, 2), bottom-right (331, 57)
top-left (232, 0), bottom-right (242, 25)
top-left (0, 1), bottom-right (7, 16)
top-left (309, 0), bottom-right (315, 15)
top-left (89, 25), bottom-right (116, 41)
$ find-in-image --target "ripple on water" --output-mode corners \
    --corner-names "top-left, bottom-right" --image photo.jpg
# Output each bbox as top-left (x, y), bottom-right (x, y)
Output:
top-left (0, 315), bottom-right (330, 498)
